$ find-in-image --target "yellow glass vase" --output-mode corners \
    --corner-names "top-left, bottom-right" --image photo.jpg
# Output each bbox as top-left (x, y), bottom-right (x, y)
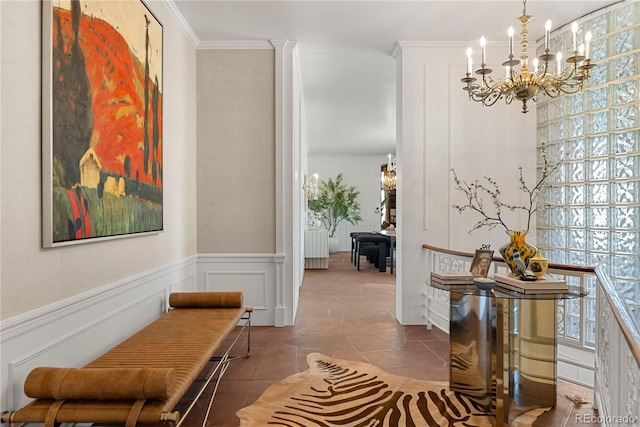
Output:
top-left (498, 230), bottom-right (537, 275)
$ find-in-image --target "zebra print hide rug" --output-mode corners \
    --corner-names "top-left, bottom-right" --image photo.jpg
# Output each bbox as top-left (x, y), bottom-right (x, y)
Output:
top-left (237, 353), bottom-right (548, 426)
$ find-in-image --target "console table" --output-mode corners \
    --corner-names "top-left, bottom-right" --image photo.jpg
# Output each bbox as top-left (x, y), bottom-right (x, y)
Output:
top-left (427, 279), bottom-right (586, 426)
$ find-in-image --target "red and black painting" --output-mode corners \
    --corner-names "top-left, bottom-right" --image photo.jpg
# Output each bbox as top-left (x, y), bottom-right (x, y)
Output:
top-left (43, 0), bottom-right (163, 247)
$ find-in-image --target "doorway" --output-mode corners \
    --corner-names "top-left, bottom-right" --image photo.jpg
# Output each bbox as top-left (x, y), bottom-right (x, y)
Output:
top-left (380, 162), bottom-right (397, 229)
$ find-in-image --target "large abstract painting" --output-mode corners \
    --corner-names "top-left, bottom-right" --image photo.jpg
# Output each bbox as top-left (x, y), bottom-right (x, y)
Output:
top-left (42, 0), bottom-right (163, 247)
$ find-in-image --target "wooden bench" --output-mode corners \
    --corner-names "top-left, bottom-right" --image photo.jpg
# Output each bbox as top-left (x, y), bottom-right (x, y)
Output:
top-left (1, 292), bottom-right (251, 427)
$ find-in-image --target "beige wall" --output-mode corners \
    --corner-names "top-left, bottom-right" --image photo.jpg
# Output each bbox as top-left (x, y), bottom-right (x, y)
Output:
top-left (0, 0), bottom-right (198, 319)
top-left (196, 50), bottom-right (276, 254)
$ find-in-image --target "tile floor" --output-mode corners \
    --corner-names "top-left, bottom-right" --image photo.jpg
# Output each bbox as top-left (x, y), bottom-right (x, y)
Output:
top-left (184, 251), bottom-right (600, 426)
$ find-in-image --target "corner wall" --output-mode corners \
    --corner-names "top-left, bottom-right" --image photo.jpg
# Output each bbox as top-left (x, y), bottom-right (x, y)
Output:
top-left (194, 48), bottom-right (279, 324)
top-left (196, 49), bottom-right (276, 254)
top-left (195, 42), bottom-right (304, 327)
top-left (395, 42), bottom-right (536, 325)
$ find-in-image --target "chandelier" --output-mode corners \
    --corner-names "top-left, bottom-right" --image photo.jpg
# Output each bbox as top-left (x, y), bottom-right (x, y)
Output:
top-left (381, 154), bottom-right (397, 191)
top-left (461, 0), bottom-right (594, 113)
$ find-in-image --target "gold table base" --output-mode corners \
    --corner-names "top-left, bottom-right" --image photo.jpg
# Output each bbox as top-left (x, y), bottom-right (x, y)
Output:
top-left (449, 293), bottom-right (557, 425)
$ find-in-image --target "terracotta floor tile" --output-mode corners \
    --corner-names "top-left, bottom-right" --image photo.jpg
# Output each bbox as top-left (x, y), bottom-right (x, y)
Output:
top-left (250, 343), bottom-right (299, 380)
top-left (188, 251), bottom-right (598, 426)
top-left (285, 333), bottom-right (355, 353)
top-left (363, 346), bottom-right (445, 369)
top-left (421, 338), bottom-right (451, 361)
top-left (217, 379), bottom-right (275, 395)
top-left (385, 362), bottom-right (450, 382)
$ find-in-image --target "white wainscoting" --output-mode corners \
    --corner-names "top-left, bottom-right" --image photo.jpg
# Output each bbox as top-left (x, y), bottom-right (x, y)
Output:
top-left (196, 254), bottom-right (280, 326)
top-left (0, 256), bottom-right (198, 413)
top-left (0, 253), bottom-right (283, 413)
top-left (595, 284), bottom-right (640, 426)
top-left (425, 286), bottom-right (450, 333)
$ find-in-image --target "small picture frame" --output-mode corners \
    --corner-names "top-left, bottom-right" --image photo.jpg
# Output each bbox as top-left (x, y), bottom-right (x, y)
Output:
top-left (470, 248), bottom-right (494, 277)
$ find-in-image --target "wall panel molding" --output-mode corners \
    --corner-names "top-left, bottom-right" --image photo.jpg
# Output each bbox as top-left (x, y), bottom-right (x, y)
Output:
top-left (205, 271), bottom-right (268, 310)
top-left (1, 257), bottom-right (197, 412)
top-left (1, 256), bottom-right (197, 339)
top-left (1, 253), bottom-right (284, 413)
top-left (198, 254), bottom-right (283, 264)
top-left (5, 289), bottom-right (167, 410)
top-left (422, 63), bottom-right (428, 231)
top-left (594, 282), bottom-right (640, 425)
top-left (196, 253), bottom-right (283, 325)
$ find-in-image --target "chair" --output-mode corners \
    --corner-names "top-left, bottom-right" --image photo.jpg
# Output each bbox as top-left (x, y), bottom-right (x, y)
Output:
top-left (355, 234), bottom-right (389, 272)
top-left (350, 232), bottom-right (376, 265)
top-left (357, 244), bottom-right (381, 270)
top-left (387, 236), bottom-right (396, 274)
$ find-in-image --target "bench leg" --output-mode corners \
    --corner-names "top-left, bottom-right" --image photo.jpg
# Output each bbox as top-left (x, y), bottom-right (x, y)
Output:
top-left (200, 361), bottom-right (231, 426)
top-left (176, 310), bottom-right (251, 427)
top-left (0, 412), bottom-right (14, 425)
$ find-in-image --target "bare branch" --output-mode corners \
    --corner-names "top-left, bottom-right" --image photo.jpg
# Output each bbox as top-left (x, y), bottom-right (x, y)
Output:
top-left (450, 143), bottom-right (565, 233)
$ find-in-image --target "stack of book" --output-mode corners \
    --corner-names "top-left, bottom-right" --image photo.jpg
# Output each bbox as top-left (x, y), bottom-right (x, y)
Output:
top-left (494, 273), bottom-right (568, 294)
top-left (430, 271), bottom-right (477, 285)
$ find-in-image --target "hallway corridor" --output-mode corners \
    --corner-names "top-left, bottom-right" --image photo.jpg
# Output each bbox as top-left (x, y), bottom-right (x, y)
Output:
top-left (193, 252), bottom-right (598, 426)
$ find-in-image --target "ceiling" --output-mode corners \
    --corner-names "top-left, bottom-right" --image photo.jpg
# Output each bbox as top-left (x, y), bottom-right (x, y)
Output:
top-left (167, 0), bottom-right (618, 156)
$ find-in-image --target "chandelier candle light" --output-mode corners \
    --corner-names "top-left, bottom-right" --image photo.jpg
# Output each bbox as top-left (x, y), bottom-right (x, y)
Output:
top-left (462, 0), bottom-right (595, 113)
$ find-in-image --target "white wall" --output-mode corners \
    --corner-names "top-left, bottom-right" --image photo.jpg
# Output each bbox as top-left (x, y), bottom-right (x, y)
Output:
top-left (308, 155), bottom-right (389, 251)
top-left (394, 42), bottom-right (536, 325)
top-left (293, 47), bottom-right (308, 313)
top-left (273, 41), bottom-right (303, 326)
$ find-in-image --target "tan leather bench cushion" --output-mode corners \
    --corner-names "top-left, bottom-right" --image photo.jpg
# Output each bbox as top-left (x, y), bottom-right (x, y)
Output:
top-left (24, 367), bottom-right (176, 400)
top-left (169, 291), bottom-right (243, 308)
top-left (8, 294), bottom-right (247, 425)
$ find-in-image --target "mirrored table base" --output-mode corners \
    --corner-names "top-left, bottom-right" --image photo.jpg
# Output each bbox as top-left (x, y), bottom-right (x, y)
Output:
top-left (449, 293), bottom-right (557, 426)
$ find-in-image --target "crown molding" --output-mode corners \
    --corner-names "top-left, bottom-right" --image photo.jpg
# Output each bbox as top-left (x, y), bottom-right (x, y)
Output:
top-left (160, 0), bottom-right (199, 48)
top-left (392, 41), bottom-right (508, 59)
top-left (160, 1), bottom-right (274, 50)
top-left (198, 40), bottom-right (275, 50)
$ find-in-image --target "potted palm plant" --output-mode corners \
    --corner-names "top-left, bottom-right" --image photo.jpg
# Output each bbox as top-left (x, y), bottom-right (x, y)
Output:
top-left (308, 173), bottom-right (362, 253)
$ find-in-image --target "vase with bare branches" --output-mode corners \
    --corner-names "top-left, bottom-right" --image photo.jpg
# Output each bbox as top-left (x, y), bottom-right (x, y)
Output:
top-left (450, 144), bottom-right (565, 274)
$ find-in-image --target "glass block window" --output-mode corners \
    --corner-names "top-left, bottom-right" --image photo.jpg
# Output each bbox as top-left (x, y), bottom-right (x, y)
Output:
top-left (536, 1), bottom-right (640, 348)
